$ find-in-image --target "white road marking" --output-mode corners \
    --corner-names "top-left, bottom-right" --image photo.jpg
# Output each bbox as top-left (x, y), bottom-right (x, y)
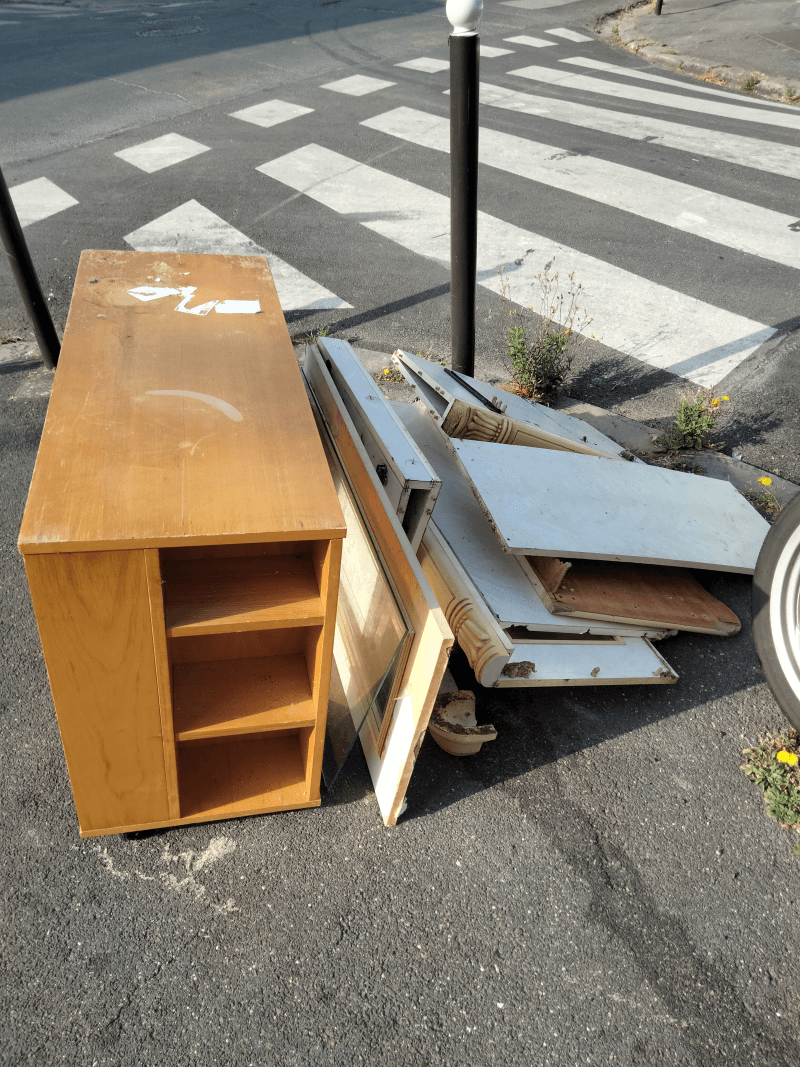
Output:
top-left (229, 99), bottom-right (313, 128)
top-left (10, 177), bottom-right (78, 228)
top-left (561, 55), bottom-right (800, 111)
top-left (364, 106), bottom-right (800, 270)
top-left (479, 81), bottom-right (800, 182)
top-left (480, 45), bottom-right (514, 57)
top-left (545, 27), bottom-right (593, 42)
top-left (504, 34), bottom-right (558, 48)
top-left (114, 132), bottom-right (210, 173)
top-left (259, 144), bottom-right (775, 387)
top-left (503, 0), bottom-right (584, 8)
top-left (396, 57), bottom-right (449, 72)
top-left (321, 75), bottom-right (395, 96)
top-left (510, 64), bottom-right (800, 130)
top-left (124, 200), bottom-right (351, 311)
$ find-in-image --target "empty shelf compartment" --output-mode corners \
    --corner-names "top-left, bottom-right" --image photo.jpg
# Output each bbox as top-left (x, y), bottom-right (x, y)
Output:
top-left (178, 734), bottom-right (310, 819)
top-left (163, 555), bottom-right (324, 636)
top-left (173, 655), bottom-right (315, 741)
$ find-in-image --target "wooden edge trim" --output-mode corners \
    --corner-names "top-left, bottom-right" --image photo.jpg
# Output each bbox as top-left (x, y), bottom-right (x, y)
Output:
top-left (144, 549), bottom-right (181, 819)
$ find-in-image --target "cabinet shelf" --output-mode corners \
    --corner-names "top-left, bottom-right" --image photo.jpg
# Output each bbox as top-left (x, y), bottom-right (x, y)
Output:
top-left (178, 734), bottom-right (309, 819)
top-left (173, 655), bottom-right (315, 742)
top-left (164, 556), bottom-right (324, 637)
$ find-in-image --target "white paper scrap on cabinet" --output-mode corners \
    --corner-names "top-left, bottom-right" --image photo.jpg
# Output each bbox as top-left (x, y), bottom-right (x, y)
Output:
top-left (302, 347), bottom-right (453, 826)
top-left (393, 349), bottom-right (628, 459)
top-left (494, 638), bottom-right (678, 687)
top-left (449, 439), bottom-right (769, 573)
top-left (393, 400), bottom-right (669, 638)
top-left (316, 337), bottom-right (440, 551)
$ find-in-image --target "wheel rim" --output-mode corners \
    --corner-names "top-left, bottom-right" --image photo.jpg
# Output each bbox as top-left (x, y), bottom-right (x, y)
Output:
top-left (768, 521), bottom-right (800, 702)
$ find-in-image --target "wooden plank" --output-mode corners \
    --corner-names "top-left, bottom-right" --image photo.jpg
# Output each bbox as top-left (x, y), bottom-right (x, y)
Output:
top-left (163, 555), bottom-right (324, 636)
top-left (418, 521), bottom-right (513, 686)
top-left (18, 250), bottom-right (345, 554)
top-left (24, 550), bottom-right (170, 833)
top-left (316, 338), bottom-right (440, 551)
top-left (394, 349), bottom-right (628, 459)
top-left (393, 401), bottom-right (670, 637)
top-left (144, 550), bottom-right (181, 819)
top-left (172, 655), bottom-right (315, 740)
top-left (527, 558), bottom-right (741, 635)
top-left (303, 348), bottom-right (453, 826)
top-left (449, 439), bottom-right (770, 573)
top-left (495, 638), bottom-right (678, 687)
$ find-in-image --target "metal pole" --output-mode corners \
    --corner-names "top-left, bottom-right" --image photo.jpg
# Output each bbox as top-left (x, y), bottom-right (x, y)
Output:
top-left (448, 0), bottom-right (482, 377)
top-left (654, 0), bottom-right (663, 14)
top-left (0, 163), bottom-right (60, 369)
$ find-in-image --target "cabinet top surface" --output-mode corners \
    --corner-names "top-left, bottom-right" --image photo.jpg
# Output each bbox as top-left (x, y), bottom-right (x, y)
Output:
top-left (19, 250), bottom-right (345, 553)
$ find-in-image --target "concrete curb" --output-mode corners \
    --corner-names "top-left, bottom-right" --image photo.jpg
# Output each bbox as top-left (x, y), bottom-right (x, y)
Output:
top-left (595, 3), bottom-right (800, 106)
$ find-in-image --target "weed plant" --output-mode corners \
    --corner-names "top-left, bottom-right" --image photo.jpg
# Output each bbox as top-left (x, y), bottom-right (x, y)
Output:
top-left (501, 268), bottom-right (592, 407)
top-left (657, 393), bottom-right (727, 453)
top-left (741, 731), bottom-right (800, 852)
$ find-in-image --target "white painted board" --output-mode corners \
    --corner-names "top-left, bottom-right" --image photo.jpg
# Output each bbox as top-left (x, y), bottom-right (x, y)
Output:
top-left (393, 401), bottom-right (670, 637)
top-left (449, 439), bottom-right (770, 573)
top-left (316, 337), bottom-right (440, 550)
top-left (394, 349), bottom-right (627, 459)
top-left (495, 637), bottom-right (678, 687)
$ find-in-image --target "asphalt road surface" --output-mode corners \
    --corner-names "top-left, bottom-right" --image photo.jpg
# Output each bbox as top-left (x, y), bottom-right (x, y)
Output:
top-left (2, 1), bottom-right (799, 1065)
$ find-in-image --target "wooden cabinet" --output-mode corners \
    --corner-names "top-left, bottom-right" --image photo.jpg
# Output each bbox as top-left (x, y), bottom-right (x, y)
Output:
top-left (19, 250), bottom-right (345, 837)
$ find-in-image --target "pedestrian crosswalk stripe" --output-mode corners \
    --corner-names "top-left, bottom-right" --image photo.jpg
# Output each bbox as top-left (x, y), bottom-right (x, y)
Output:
top-left (545, 28), bottom-right (593, 42)
top-left (114, 133), bottom-right (210, 174)
top-left (258, 144), bottom-right (774, 387)
top-left (504, 35), bottom-right (558, 48)
top-left (124, 200), bottom-right (351, 312)
top-left (10, 177), bottom-right (78, 228)
top-left (561, 56), bottom-right (800, 112)
top-left (509, 64), bottom-right (800, 131)
top-left (480, 45), bottom-right (514, 57)
top-left (503, 0), bottom-right (585, 8)
top-left (320, 75), bottom-right (395, 96)
top-left (229, 100), bottom-right (314, 129)
top-left (365, 106), bottom-right (800, 270)
top-left (396, 57), bottom-right (449, 72)
top-left (479, 82), bottom-right (800, 181)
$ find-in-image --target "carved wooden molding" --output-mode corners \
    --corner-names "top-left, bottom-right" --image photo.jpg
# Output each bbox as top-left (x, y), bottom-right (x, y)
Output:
top-left (418, 524), bottom-right (513, 687)
top-left (441, 397), bottom-right (610, 457)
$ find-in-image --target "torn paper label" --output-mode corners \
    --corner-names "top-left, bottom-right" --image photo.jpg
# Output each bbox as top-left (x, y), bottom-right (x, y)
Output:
top-left (128, 285), bottom-right (182, 302)
top-left (215, 300), bottom-right (261, 314)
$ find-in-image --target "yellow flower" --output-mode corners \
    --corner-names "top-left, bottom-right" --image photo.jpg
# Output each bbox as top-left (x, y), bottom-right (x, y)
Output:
top-left (711, 398), bottom-right (720, 406)
top-left (776, 750), bottom-right (798, 766)
top-left (758, 477), bottom-right (772, 486)
top-left (722, 395), bottom-right (729, 401)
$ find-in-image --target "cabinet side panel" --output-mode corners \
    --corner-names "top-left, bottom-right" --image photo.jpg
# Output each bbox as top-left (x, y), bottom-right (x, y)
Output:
top-left (144, 550), bottom-right (180, 820)
top-left (302, 538), bottom-right (342, 798)
top-left (24, 550), bottom-right (170, 833)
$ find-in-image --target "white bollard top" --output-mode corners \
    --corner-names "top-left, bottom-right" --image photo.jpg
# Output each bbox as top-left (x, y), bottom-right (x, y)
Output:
top-left (447, 0), bottom-right (483, 36)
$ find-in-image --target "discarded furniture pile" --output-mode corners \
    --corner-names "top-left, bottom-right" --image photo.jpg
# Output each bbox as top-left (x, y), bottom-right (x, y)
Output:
top-left (303, 340), bottom-right (770, 822)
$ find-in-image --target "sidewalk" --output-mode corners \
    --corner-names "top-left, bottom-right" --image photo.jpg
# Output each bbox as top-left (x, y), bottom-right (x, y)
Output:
top-left (595, 0), bottom-right (800, 103)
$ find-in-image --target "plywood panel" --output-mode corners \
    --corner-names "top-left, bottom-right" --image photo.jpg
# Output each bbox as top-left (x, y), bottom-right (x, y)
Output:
top-left (18, 250), bottom-right (345, 554)
top-left (527, 558), bottom-right (741, 635)
top-left (393, 401), bottom-right (669, 638)
top-left (449, 439), bottom-right (769, 573)
top-left (304, 349), bottom-right (453, 826)
top-left (144, 549), bottom-right (180, 819)
top-left (24, 550), bottom-right (169, 833)
top-left (495, 638), bottom-right (678, 687)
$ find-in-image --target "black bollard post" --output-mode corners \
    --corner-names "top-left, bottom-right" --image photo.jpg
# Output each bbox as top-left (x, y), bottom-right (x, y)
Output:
top-left (0, 163), bottom-right (60, 369)
top-left (655, 0), bottom-right (663, 14)
top-left (448, 0), bottom-right (482, 377)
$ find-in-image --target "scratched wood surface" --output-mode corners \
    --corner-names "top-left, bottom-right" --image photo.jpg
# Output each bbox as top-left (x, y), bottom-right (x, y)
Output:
top-left (18, 250), bottom-right (345, 554)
